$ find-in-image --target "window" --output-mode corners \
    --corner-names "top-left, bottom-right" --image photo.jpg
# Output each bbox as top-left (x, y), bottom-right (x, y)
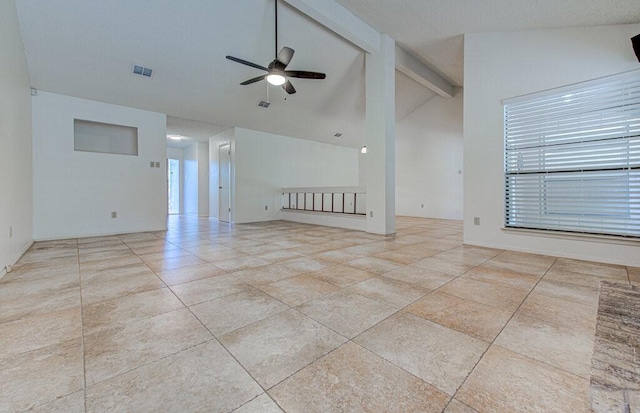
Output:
top-left (74, 119), bottom-right (138, 156)
top-left (503, 69), bottom-right (640, 238)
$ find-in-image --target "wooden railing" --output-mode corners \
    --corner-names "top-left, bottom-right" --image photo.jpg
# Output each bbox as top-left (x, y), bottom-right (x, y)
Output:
top-left (281, 186), bottom-right (366, 215)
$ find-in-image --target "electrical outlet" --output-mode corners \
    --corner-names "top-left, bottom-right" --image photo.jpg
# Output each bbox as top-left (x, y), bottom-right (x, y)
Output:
top-left (150, 161), bottom-right (154, 168)
top-left (155, 162), bottom-right (160, 168)
top-left (9, 226), bottom-right (13, 238)
top-left (474, 217), bottom-right (480, 225)
top-left (369, 211), bottom-right (373, 218)
top-left (265, 205), bottom-right (268, 211)
top-left (111, 212), bottom-right (117, 219)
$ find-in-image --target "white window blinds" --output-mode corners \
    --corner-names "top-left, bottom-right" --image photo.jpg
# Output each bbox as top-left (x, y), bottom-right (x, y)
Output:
top-left (503, 69), bottom-right (640, 238)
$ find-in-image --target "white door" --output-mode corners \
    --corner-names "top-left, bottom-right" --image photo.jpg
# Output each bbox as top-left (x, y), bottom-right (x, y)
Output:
top-left (219, 143), bottom-right (231, 222)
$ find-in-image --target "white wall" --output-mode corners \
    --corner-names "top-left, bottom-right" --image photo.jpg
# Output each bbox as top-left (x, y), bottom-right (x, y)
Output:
top-left (464, 24), bottom-right (640, 266)
top-left (396, 92), bottom-right (463, 219)
top-left (183, 144), bottom-right (198, 216)
top-left (197, 142), bottom-right (209, 216)
top-left (234, 127), bottom-right (359, 223)
top-left (0, 0), bottom-right (33, 275)
top-left (167, 147), bottom-right (183, 160)
top-left (32, 92), bottom-right (167, 240)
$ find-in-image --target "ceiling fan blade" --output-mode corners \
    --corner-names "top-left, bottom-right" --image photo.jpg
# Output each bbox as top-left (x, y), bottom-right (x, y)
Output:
top-left (240, 75), bottom-right (267, 85)
top-left (276, 47), bottom-right (294, 67)
top-left (283, 70), bottom-right (326, 80)
top-left (226, 56), bottom-right (268, 71)
top-left (282, 80), bottom-right (296, 94)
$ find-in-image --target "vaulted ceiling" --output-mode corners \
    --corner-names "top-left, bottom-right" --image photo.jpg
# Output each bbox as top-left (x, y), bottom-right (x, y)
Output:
top-left (15, 0), bottom-right (640, 148)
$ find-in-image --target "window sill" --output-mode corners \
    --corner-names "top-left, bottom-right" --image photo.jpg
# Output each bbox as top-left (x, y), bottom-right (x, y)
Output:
top-left (501, 227), bottom-right (640, 247)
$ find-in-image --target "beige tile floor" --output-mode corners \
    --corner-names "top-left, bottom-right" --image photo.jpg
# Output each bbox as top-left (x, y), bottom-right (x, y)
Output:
top-left (0, 215), bottom-right (636, 412)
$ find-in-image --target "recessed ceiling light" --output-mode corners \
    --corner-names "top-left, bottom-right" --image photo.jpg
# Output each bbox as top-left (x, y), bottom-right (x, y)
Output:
top-left (167, 135), bottom-right (183, 140)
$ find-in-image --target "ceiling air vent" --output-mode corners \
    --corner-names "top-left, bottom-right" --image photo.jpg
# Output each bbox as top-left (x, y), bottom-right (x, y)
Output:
top-left (257, 101), bottom-right (270, 108)
top-left (132, 65), bottom-right (153, 78)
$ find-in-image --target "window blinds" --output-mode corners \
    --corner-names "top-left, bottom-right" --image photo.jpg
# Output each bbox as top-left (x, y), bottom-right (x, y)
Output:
top-left (503, 69), bottom-right (640, 238)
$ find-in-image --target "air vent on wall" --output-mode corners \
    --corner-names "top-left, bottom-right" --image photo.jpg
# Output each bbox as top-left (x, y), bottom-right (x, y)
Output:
top-left (132, 65), bottom-right (154, 78)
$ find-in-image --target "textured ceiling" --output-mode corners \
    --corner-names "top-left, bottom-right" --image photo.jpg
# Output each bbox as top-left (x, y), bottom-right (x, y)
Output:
top-left (16, 1), bottom-right (639, 147)
top-left (15, 0), bottom-right (434, 148)
top-left (335, 0), bottom-right (640, 86)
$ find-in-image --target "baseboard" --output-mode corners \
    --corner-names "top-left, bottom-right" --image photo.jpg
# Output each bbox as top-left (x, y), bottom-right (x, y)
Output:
top-left (33, 227), bottom-right (168, 242)
top-left (1, 239), bottom-right (34, 280)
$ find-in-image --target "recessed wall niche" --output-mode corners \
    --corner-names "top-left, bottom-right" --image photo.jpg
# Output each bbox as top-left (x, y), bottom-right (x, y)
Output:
top-left (73, 119), bottom-right (138, 156)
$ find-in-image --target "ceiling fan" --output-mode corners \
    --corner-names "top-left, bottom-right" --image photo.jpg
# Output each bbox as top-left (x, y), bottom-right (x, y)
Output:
top-left (225, 0), bottom-right (326, 95)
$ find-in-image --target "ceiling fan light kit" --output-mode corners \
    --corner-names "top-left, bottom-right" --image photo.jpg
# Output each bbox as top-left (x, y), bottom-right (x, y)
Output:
top-left (226, 0), bottom-right (326, 95)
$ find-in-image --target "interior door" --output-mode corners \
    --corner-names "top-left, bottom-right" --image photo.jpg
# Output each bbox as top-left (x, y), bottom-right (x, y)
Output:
top-left (219, 143), bottom-right (231, 222)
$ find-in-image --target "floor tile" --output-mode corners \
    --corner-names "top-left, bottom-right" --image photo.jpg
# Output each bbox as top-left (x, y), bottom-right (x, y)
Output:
top-left (138, 248), bottom-right (193, 262)
top-left (26, 390), bottom-right (84, 413)
top-left (534, 279), bottom-right (600, 306)
top-left (297, 289), bottom-right (397, 338)
top-left (312, 249), bottom-right (363, 264)
top-left (270, 342), bottom-right (449, 413)
top-left (233, 394), bottom-right (283, 413)
top-left (462, 265), bottom-right (540, 291)
top-left (306, 264), bottom-right (375, 287)
top-left (349, 276), bottom-right (430, 308)
top-left (81, 264), bottom-right (165, 305)
top-left (413, 257), bottom-right (474, 276)
top-left (431, 246), bottom-right (502, 267)
top-left (0, 307), bottom-right (82, 360)
top-left (383, 265), bottom-right (456, 290)
top-left (82, 287), bottom-right (184, 335)
top-left (373, 249), bottom-right (426, 265)
top-left (255, 249), bottom-right (307, 263)
top-left (444, 399), bottom-right (479, 413)
top-left (0, 277), bottom-right (80, 325)
top-left (543, 266), bottom-right (607, 288)
top-left (407, 292), bottom-right (513, 342)
top-left (495, 313), bottom-right (594, 378)
top-left (343, 242), bottom-right (398, 256)
top-left (553, 258), bottom-right (628, 280)
top-left (260, 274), bottom-right (339, 306)
top-left (169, 274), bottom-right (250, 306)
top-left (220, 310), bottom-right (347, 389)
top-left (278, 257), bottom-right (332, 272)
top-left (355, 312), bottom-right (488, 395)
top-left (518, 292), bottom-right (597, 330)
top-left (481, 251), bottom-right (556, 276)
top-left (456, 345), bottom-right (590, 412)
top-left (345, 256), bottom-right (402, 275)
top-left (439, 277), bottom-right (529, 311)
top-left (630, 266), bottom-right (640, 285)
top-left (190, 287), bottom-right (288, 336)
top-left (156, 263), bottom-right (226, 286)
top-left (84, 308), bottom-right (212, 385)
top-left (86, 340), bottom-right (262, 413)
top-left (79, 248), bottom-right (136, 264)
top-left (0, 339), bottom-right (84, 413)
top-left (144, 254), bottom-right (208, 273)
top-left (215, 256), bottom-right (271, 273)
top-left (233, 264), bottom-right (300, 286)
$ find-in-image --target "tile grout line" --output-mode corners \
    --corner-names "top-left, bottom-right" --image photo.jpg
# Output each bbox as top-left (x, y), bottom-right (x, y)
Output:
top-left (76, 238), bottom-right (89, 413)
top-left (442, 256), bottom-right (559, 411)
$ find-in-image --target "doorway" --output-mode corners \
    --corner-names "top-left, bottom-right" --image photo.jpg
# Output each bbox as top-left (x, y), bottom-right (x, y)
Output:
top-left (219, 143), bottom-right (231, 222)
top-left (167, 158), bottom-right (180, 214)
